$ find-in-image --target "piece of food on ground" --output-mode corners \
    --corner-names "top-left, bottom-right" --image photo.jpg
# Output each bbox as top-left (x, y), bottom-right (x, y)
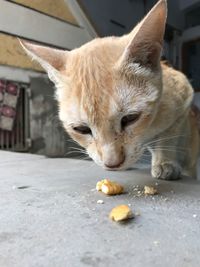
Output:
top-left (96, 180), bottom-right (103, 191)
top-left (144, 185), bottom-right (158, 195)
top-left (96, 179), bottom-right (124, 195)
top-left (109, 205), bottom-right (133, 222)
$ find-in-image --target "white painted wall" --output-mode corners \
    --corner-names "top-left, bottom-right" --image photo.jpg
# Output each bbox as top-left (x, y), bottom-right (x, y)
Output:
top-left (0, 0), bottom-right (92, 50)
top-left (0, 65), bottom-right (46, 83)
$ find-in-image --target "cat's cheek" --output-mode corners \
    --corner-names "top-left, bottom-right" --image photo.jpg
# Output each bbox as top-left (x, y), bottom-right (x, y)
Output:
top-left (87, 143), bottom-right (103, 167)
top-left (67, 131), bottom-right (91, 148)
top-left (124, 144), bottom-right (144, 166)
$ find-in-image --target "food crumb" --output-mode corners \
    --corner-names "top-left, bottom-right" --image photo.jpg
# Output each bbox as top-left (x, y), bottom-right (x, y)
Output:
top-left (97, 200), bottom-right (104, 204)
top-left (109, 205), bottom-right (133, 222)
top-left (96, 179), bottom-right (123, 195)
top-left (144, 185), bottom-right (158, 195)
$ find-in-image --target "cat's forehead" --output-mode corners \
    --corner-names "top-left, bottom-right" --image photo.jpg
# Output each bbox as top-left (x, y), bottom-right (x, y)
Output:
top-left (69, 37), bottom-right (125, 66)
top-left (64, 39), bottom-right (120, 121)
top-left (60, 37), bottom-right (159, 126)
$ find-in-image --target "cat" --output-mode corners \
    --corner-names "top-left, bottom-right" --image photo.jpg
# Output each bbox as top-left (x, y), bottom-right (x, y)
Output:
top-left (20, 0), bottom-right (199, 180)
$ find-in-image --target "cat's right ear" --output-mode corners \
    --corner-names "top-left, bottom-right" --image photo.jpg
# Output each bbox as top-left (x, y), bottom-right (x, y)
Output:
top-left (120, 0), bottom-right (167, 72)
top-left (19, 40), bottom-right (68, 85)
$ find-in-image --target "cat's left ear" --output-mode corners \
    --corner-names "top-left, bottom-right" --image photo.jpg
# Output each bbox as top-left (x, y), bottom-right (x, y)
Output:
top-left (19, 40), bottom-right (68, 84)
top-left (121, 0), bottom-right (167, 71)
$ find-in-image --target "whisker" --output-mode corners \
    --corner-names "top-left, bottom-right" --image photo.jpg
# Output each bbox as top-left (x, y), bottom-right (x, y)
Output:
top-left (149, 148), bottom-right (186, 155)
top-left (75, 155), bottom-right (91, 160)
top-left (67, 146), bottom-right (87, 152)
top-left (64, 151), bottom-right (84, 156)
top-left (145, 134), bottom-right (187, 146)
top-left (149, 146), bottom-right (188, 152)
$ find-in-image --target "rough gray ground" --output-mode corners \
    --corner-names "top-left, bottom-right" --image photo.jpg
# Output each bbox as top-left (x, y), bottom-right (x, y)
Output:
top-left (0, 151), bottom-right (200, 267)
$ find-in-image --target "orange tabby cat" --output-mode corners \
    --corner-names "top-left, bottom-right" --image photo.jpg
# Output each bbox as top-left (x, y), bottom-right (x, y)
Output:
top-left (21, 0), bottom-right (199, 179)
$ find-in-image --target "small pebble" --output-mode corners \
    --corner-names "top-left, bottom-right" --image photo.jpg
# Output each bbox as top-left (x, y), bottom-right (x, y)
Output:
top-left (193, 214), bottom-right (197, 218)
top-left (91, 188), bottom-right (96, 192)
top-left (153, 240), bottom-right (160, 246)
top-left (97, 200), bottom-right (104, 204)
top-left (135, 211), bottom-right (140, 216)
top-left (17, 186), bottom-right (29, 189)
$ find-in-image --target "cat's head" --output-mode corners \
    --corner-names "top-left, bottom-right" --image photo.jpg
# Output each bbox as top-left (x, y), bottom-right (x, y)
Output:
top-left (21, 0), bottom-right (167, 170)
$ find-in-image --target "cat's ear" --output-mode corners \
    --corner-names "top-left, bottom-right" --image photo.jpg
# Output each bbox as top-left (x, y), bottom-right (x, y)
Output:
top-left (121, 0), bottom-right (167, 71)
top-left (19, 40), bottom-right (68, 84)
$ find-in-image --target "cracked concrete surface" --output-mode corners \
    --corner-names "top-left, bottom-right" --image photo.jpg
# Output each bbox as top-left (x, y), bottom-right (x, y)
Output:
top-left (0, 151), bottom-right (200, 267)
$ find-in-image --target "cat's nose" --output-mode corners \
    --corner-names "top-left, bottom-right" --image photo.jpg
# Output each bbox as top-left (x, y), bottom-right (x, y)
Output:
top-left (102, 144), bottom-right (125, 170)
top-left (104, 156), bottom-right (125, 169)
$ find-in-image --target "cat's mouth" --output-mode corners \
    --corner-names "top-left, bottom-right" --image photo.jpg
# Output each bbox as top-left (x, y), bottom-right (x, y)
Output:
top-left (104, 166), bottom-right (124, 171)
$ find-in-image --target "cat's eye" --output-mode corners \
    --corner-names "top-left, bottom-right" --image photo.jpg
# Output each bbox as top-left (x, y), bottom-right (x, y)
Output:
top-left (73, 125), bottom-right (92, 135)
top-left (121, 113), bottom-right (141, 130)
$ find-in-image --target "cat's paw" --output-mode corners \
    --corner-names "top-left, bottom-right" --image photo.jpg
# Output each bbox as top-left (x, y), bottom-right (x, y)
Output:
top-left (151, 162), bottom-right (181, 180)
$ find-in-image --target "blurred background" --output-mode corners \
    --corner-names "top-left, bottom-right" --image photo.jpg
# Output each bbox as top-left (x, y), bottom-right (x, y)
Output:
top-left (0, 0), bottom-right (199, 157)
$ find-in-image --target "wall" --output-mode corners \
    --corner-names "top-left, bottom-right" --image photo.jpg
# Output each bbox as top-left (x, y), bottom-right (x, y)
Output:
top-left (29, 77), bottom-right (83, 157)
top-left (0, 0), bottom-right (93, 157)
top-left (179, 0), bottom-right (200, 10)
top-left (0, 65), bottom-right (46, 84)
top-left (146, 0), bottom-right (184, 30)
top-left (0, 0), bottom-right (92, 70)
top-left (29, 77), bottom-right (67, 157)
top-left (77, 0), bottom-right (144, 36)
top-left (0, 33), bottom-right (43, 72)
top-left (77, 0), bottom-right (184, 37)
top-left (10, 0), bottom-right (77, 24)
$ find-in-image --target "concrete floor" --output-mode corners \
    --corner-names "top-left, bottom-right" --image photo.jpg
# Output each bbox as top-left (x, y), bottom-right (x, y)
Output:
top-left (0, 151), bottom-right (200, 267)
